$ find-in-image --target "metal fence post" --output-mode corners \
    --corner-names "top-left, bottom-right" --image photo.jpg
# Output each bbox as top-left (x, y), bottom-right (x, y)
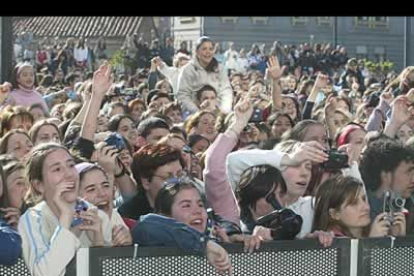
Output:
top-left (350, 239), bottom-right (359, 276)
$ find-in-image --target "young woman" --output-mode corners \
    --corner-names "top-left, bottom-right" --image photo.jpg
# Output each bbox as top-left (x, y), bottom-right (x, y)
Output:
top-left (0, 129), bottom-right (33, 161)
top-left (267, 112), bottom-right (295, 140)
top-left (29, 103), bottom-right (50, 122)
top-left (0, 156), bottom-right (28, 217)
top-left (177, 36), bottom-right (233, 114)
top-left (107, 114), bottom-right (138, 149)
top-left (185, 110), bottom-right (217, 143)
top-left (6, 62), bottom-right (48, 111)
top-left (77, 162), bottom-right (133, 244)
top-left (228, 140), bottom-right (328, 237)
top-left (128, 99), bottom-right (147, 124)
top-left (18, 143), bottom-right (112, 276)
top-left (312, 175), bottom-right (405, 238)
top-left (29, 119), bottom-right (61, 146)
top-left (0, 165), bottom-right (22, 265)
top-left (133, 181), bottom-right (238, 275)
top-left (0, 105), bottom-right (34, 137)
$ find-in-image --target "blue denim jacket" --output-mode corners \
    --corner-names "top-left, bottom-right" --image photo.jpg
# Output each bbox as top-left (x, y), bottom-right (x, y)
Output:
top-left (132, 214), bottom-right (209, 256)
top-left (0, 218), bottom-right (22, 265)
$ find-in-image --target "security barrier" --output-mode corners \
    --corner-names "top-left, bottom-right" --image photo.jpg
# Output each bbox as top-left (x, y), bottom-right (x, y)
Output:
top-left (1, 237), bottom-right (413, 276)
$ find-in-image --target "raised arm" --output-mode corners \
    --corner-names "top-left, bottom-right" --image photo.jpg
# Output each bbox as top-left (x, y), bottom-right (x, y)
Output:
top-left (81, 63), bottom-right (113, 142)
top-left (365, 91), bottom-right (392, 132)
top-left (226, 141), bottom-right (328, 189)
top-left (384, 95), bottom-right (412, 138)
top-left (302, 73), bottom-right (329, 119)
top-left (217, 66), bottom-right (233, 114)
top-left (204, 96), bottom-right (253, 226)
top-left (267, 55), bottom-right (285, 112)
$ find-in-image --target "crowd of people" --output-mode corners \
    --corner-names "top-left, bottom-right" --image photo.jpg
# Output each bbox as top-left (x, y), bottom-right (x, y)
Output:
top-left (1, 31), bottom-right (414, 276)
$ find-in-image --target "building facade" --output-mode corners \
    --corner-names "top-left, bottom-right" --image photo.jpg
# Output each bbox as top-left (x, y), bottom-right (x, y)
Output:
top-left (172, 16), bottom-right (414, 72)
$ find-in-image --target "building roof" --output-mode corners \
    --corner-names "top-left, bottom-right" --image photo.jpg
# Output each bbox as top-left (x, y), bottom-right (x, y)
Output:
top-left (13, 17), bottom-right (156, 38)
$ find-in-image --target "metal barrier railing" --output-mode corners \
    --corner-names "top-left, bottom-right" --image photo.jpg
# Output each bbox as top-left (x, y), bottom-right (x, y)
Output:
top-left (2, 237), bottom-right (414, 276)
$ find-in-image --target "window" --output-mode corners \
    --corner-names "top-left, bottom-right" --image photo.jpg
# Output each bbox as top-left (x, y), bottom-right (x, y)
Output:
top-left (356, 46), bottom-right (368, 59)
top-left (316, 17), bottom-right (332, 26)
top-left (220, 17), bottom-right (239, 24)
top-left (250, 17), bottom-right (269, 25)
top-left (354, 17), bottom-right (389, 29)
top-left (372, 17), bottom-right (389, 28)
top-left (179, 17), bottom-right (196, 24)
top-left (374, 46), bottom-right (386, 62)
top-left (291, 17), bottom-right (308, 25)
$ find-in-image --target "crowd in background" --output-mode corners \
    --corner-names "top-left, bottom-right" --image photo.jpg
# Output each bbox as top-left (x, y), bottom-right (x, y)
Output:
top-left (1, 30), bottom-right (414, 276)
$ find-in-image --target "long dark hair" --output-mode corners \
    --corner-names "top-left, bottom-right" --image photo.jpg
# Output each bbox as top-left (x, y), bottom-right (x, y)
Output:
top-left (312, 176), bottom-right (369, 238)
top-left (155, 181), bottom-right (199, 216)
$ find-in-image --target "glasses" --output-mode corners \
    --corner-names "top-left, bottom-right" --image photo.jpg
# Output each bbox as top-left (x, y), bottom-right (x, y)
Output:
top-left (152, 171), bottom-right (185, 184)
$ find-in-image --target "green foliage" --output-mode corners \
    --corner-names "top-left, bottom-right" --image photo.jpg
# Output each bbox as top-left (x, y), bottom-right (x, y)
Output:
top-left (363, 59), bottom-right (394, 73)
top-left (109, 49), bottom-right (125, 68)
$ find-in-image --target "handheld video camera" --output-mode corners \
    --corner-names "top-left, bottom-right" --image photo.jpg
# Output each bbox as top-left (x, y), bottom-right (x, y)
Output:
top-left (244, 108), bottom-right (264, 132)
top-left (206, 208), bottom-right (242, 240)
top-left (321, 149), bottom-right (349, 171)
top-left (255, 209), bottom-right (303, 240)
top-left (104, 133), bottom-right (127, 152)
top-left (383, 191), bottom-right (405, 224)
top-left (71, 199), bottom-right (89, 228)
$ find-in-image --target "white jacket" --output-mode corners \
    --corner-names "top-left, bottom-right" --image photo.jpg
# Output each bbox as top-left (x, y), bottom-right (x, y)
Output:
top-left (177, 57), bottom-right (233, 114)
top-left (158, 62), bottom-right (181, 95)
top-left (18, 200), bottom-right (112, 276)
top-left (226, 148), bottom-right (362, 238)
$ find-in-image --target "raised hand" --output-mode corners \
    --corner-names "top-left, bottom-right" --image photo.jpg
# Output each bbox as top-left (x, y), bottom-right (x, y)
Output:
top-left (283, 141), bottom-right (328, 167)
top-left (369, 212), bottom-right (391, 237)
top-left (93, 142), bottom-right (118, 175)
top-left (53, 181), bottom-right (77, 229)
top-left (230, 96), bottom-right (254, 134)
top-left (0, 82), bottom-right (12, 104)
top-left (78, 207), bottom-right (105, 246)
top-left (0, 207), bottom-right (21, 229)
top-left (379, 90), bottom-right (394, 107)
top-left (390, 95), bottom-right (413, 127)
top-left (266, 55), bottom-right (285, 81)
top-left (390, 212), bottom-right (406, 237)
top-left (324, 94), bottom-right (338, 117)
top-left (314, 73), bottom-right (329, 90)
top-left (92, 62), bottom-right (113, 98)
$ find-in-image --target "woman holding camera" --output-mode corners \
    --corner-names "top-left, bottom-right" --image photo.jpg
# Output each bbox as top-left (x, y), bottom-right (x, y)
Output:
top-left (313, 175), bottom-right (406, 238)
top-left (18, 143), bottom-right (112, 276)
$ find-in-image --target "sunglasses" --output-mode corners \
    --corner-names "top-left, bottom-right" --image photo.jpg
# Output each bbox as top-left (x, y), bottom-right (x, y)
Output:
top-left (237, 165), bottom-right (268, 192)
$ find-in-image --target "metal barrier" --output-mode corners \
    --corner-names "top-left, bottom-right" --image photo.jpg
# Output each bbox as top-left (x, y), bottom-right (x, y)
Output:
top-left (357, 237), bottom-right (414, 276)
top-left (2, 237), bottom-right (414, 276)
top-left (85, 239), bottom-right (351, 276)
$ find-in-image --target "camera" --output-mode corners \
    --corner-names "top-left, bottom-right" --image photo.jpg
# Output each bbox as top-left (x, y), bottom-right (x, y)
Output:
top-left (206, 208), bottom-right (242, 239)
top-left (255, 209), bottom-right (303, 240)
top-left (71, 200), bottom-right (89, 227)
top-left (383, 191), bottom-right (405, 224)
top-left (104, 133), bottom-right (127, 152)
top-left (249, 108), bottom-right (263, 123)
top-left (322, 149), bottom-right (349, 171)
top-left (243, 108), bottom-right (263, 132)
